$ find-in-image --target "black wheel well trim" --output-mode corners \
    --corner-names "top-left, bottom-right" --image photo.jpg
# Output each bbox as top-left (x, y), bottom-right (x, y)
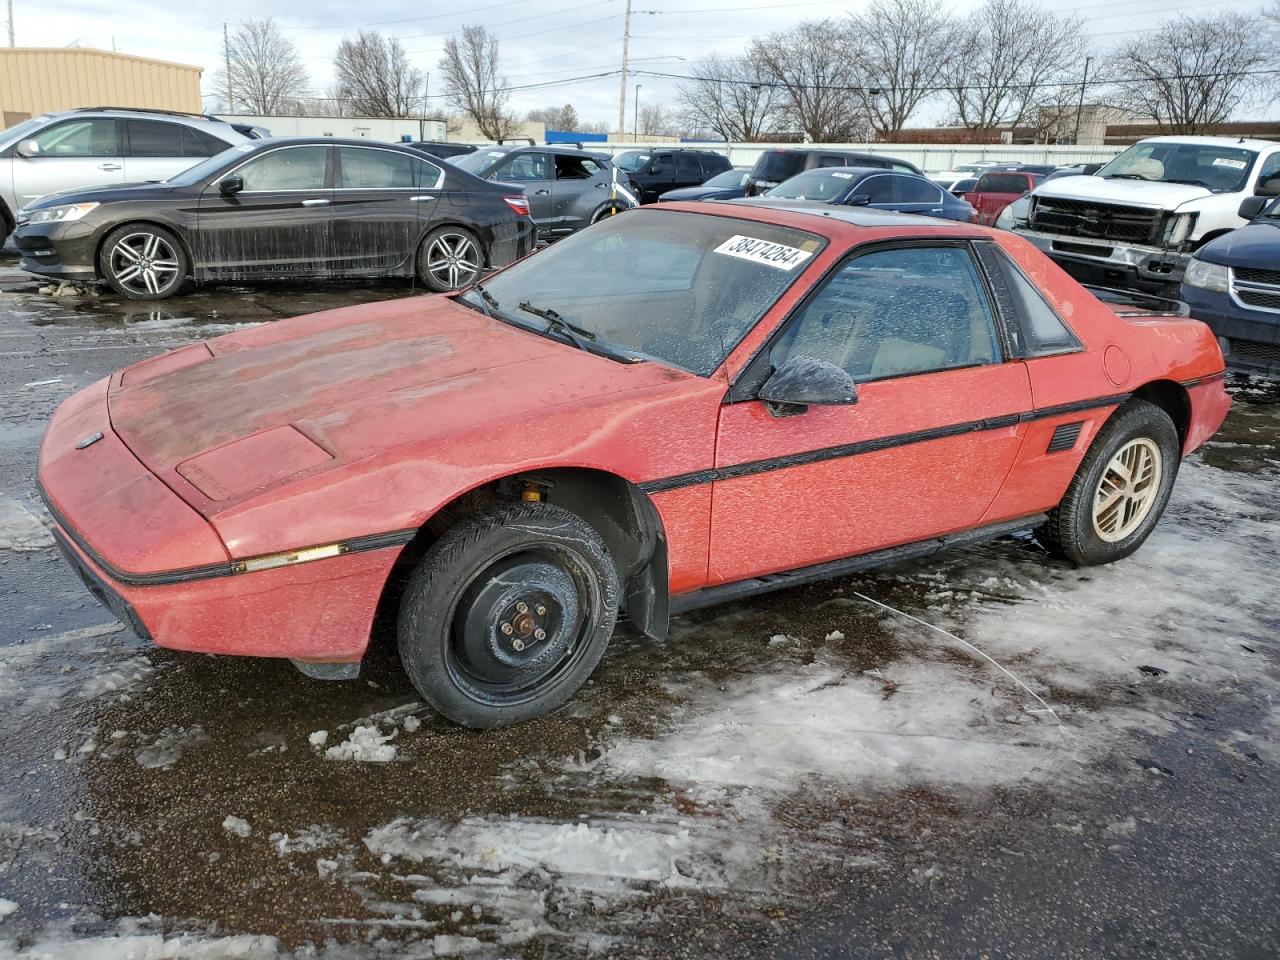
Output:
top-left (0, 197), bottom-right (13, 233)
top-left (1130, 379), bottom-right (1192, 448)
top-left (94, 219), bottom-right (195, 281)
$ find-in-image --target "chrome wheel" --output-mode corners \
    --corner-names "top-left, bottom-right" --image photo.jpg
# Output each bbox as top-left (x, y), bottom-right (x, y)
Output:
top-left (424, 231), bottom-right (480, 290)
top-left (109, 231), bottom-right (180, 296)
top-left (1092, 437), bottom-right (1162, 542)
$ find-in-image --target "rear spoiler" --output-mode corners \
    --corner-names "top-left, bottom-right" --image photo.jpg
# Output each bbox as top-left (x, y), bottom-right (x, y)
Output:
top-left (1085, 284), bottom-right (1189, 318)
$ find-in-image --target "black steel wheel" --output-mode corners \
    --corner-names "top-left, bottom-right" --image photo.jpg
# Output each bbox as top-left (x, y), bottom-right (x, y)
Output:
top-left (98, 223), bottom-right (188, 300)
top-left (417, 226), bottom-right (484, 292)
top-left (397, 502), bottom-right (619, 727)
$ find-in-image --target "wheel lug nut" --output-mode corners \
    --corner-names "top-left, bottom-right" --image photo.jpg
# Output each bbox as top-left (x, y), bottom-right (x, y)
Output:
top-left (516, 601), bottom-right (529, 614)
top-left (512, 639), bottom-right (525, 651)
top-left (500, 622), bottom-right (513, 635)
top-left (534, 628), bottom-right (546, 641)
top-left (536, 605), bottom-right (547, 616)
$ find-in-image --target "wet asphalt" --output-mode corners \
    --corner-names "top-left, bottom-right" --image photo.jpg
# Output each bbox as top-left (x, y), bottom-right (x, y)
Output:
top-left (0, 258), bottom-right (1277, 959)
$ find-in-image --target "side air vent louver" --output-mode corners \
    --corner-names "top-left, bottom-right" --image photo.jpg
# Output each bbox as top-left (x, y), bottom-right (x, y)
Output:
top-left (1047, 421), bottom-right (1084, 453)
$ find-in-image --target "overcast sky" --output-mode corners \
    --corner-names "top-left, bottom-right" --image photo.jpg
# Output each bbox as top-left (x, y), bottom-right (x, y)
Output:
top-left (14, 0), bottom-right (1276, 130)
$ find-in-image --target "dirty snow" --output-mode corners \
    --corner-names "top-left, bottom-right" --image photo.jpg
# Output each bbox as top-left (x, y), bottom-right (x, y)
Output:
top-left (324, 725), bottom-right (397, 762)
top-left (0, 497), bottom-right (52, 552)
top-left (0, 900), bottom-right (15, 920)
top-left (133, 726), bottom-right (206, 770)
top-left (223, 816), bottom-right (252, 839)
top-left (0, 929), bottom-right (280, 959)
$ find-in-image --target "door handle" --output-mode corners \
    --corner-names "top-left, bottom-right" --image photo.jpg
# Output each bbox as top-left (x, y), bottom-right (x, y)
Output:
top-left (98, 163), bottom-right (122, 171)
top-left (534, 189), bottom-right (551, 195)
top-left (301, 198), bottom-right (331, 206)
top-left (409, 195), bottom-right (437, 202)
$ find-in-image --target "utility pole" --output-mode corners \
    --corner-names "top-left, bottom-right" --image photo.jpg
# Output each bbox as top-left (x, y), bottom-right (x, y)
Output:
top-left (7, 0), bottom-right (15, 47)
top-left (1072, 55), bottom-right (1092, 146)
top-left (616, 0), bottom-right (631, 139)
top-left (633, 83), bottom-right (642, 142)
top-left (223, 22), bottom-right (233, 112)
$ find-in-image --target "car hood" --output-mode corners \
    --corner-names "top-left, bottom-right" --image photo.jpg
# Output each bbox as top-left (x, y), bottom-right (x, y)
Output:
top-left (658, 186), bottom-right (741, 202)
top-left (107, 296), bottom-right (693, 513)
top-left (1033, 175), bottom-right (1211, 209)
top-left (1194, 218), bottom-right (1280, 269)
top-left (28, 180), bottom-right (182, 208)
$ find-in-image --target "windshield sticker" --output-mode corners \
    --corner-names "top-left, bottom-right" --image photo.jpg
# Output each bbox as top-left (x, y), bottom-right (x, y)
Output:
top-left (1213, 157), bottom-right (1247, 169)
top-left (487, 151), bottom-right (506, 158)
top-left (235, 143), bottom-right (254, 152)
top-left (831, 172), bottom-right (854, 179)
top-left (713, 235), bottom-right (814, 271)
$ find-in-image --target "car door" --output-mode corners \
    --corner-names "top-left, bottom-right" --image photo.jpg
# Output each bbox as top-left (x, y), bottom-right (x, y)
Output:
top-left (194, 144), bottom-right (334, 279)
top-left (9, 117), bottom-right (124, 206)
top-left (674, 153), bottom-right (703, 192)
top-left (122, 119), bottom-right (214, 184)
top-left (331, 145), bottom-right (435, 274)
top-left (490, 152), bottom-right (553, 227)
top-left (891, 175), bottom-right (947, 218)
top-left (644, 152), bottom-right (677, 203)
top-left (856, 174), bottom-right (897, 211)
top-left (708, 242), bottom-right (1033, 584)
top-left (550, 154), bottom-right (604, 232)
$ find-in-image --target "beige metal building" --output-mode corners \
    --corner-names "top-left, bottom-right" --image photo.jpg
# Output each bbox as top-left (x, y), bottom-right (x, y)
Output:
top-left (0, 48), bottom-right (203, 127)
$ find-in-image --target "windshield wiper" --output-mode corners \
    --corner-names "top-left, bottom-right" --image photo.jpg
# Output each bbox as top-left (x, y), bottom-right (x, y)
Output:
top-left (516, 301), bottom-right (641, 364)
top-left (470, 282), bottom-right (500, 317)
top-left (1164, 178), bottom-right (1212, 188)
top-left (1106, 174), bottom-right (1150, 180)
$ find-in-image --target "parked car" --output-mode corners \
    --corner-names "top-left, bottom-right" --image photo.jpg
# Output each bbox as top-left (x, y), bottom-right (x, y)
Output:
top-left (933, 176), bottom-right (978, 197)
top-left (613, 148), bottom-right (731, 203)
top-left (406, 141), bottom-right (477, 161)
top-left (657, 168), bottom-right (750, 202)
top-left (13, 137), bottom-right (535, 299)
top-left (754, 167), bottom-right (975, 221)
top-left (1018, 136), bottom-right (1280, 294)
top-left (964, 171), bottom-right (1043, 226)
top-left (450, 144), bottom-right (636, 237)
top-left (930, 161), bottom-right (1005, 182)
top-left (995, 165), bottom-right (1103, 231)
top-left (746, 148), bottom-right (922, 196)
top-left (39, 200), bottom-right (1228, 727)
top-left (1180, 195), bottom-right (1280, 373)
top-left (1008, 164), bottom-right (1058, 176)
top-left (0, 107), bottom-right (265, 249)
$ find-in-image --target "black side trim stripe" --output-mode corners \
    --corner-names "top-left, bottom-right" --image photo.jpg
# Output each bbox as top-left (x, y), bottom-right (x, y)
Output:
top-left (38, 480), bottom-right (415, 587)
top-left (641, 393), bottom-right (1129, 494)
top-left (1180, 371), bottom-right (1226, 388)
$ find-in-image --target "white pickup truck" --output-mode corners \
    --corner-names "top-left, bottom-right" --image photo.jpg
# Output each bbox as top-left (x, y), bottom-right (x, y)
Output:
top-left (1016, 136), bottom-right (1280, 293)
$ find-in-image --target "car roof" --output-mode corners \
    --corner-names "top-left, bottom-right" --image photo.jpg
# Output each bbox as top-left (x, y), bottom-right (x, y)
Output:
top-left (1137, 135), bottom-right (1278, 150)
top-left (794, 166), bottom-right (917, 178)
top-left (33, 107), bottom-right (246, 136)
top-left (718, 198), bottom-right (983, 233)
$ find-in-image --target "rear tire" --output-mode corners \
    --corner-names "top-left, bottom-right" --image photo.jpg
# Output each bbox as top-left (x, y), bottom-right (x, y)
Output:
top-left (1035, 399), bottom-right (1180, 565)
top-left (397, 502), bottom-right (620, 728)
top-left (416, 226), bottom-right (484, 292)
top-left (99, 224), bottom-right (188, 300)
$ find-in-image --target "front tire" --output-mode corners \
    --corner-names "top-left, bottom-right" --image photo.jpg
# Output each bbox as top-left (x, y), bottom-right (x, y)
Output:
top-left (397, 502), bottom-right (620, 728)
top-left (1036, 399), bottom-right (1180, 565)
top-left (99, 224), bottom-right (188, 300)
top-left (417, 226), bottom-right (484, 292)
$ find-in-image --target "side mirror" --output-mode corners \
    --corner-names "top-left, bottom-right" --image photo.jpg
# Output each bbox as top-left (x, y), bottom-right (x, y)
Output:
top-left (219, 175), bottom-right (244, 196)
top-left (846, 194), bottom-right (871, 206)
top-left (758, 355), bottom-right (858, 417)
top-left (1238, 195), bottom-right (1267, 220)
top-left (16, 139), bottom-right (40, 158)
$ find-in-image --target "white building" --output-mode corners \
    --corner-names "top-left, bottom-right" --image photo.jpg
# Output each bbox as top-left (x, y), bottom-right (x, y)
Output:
top-left (216, 114), bottom-right (450, 143)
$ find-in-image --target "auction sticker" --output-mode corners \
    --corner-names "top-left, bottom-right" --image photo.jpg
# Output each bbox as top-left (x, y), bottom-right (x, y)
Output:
top-left (1213, 157), bottom-right (1247, 169)
top-left (713, 235), bottom-right (814, 271)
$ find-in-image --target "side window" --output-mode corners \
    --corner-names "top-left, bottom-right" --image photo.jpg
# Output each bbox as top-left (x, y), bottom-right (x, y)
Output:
top-left (651, 153), bottom-right (675, 175)
top-left (769, 246), bottom-right (1000, 383)
top-left (861, 175), bottom-right (895, 204)
top-left (30, 118), bottom-right (118, 157)
top-left (676, 154), bottom-right (701, 178)
top-left (1257, 153), bottom-right (1280, 195)
top-left (338, 147), bottom-right (415, 188)
top-left (816, 155), bottom-right (845, 168)
top-left (494, 152), bottom-right (548, 181)
top-left (988, 247), bottom-right (1082, 357)
top-left (126, 119), bottom-right (186, 158)
top-left (553, 155), bottom-right (596, 180)
top-left (236, 146), bottom-right (328, 191)
top-left (894, 176), bottom-right (942, 204)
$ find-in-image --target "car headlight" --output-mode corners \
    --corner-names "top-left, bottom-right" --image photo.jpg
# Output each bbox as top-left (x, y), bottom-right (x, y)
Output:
top-left (1183, 257), bottom-right (1228, 293)
top-left (1163, 212), bottom-right (1197, 246)
top-left (995, 204), bottom-right (1014, 230)
top-left (25, 202), bottom-right (99, 224)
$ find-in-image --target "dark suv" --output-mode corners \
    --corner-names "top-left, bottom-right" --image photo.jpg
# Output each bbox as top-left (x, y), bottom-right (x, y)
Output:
top-left (450, 145), bottom-right (636, 238)
top-left (613, 148), bottom-right (732, 204)
top-left (746, 148), bottom-right (921, 196)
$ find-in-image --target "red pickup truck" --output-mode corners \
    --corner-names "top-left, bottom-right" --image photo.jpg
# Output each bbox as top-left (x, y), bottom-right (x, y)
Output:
top-left (965, 171), bottom-right (1042, 226)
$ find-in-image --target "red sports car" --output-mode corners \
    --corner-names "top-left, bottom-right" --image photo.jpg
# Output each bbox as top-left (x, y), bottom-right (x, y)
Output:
top-left (38, 201), bottom-right (1230, 727)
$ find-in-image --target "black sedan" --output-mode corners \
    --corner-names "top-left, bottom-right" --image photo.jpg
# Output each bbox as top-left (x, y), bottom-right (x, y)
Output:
top-left (12, 137), bottom-right (536, 300)
top-left (657, 169), bottom-right (750, 203)
top-left (753, 167), bottom-right (976, 222)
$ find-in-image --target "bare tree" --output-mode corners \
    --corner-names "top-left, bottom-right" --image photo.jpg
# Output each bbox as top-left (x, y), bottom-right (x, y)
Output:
top-left (526, 104), bottom-right (580, 131)
top-left (439, 24), bottom-right (516, 140)
top-left (1106, 12), bottom-right (1273, 134)
top-left (333, 31), bottom-right (426, 117)
top-left (213, 18), bottom-right (310, 115)
top-left (751, 21), bottom-right (869, 142)
top-left (846, 0), bottom-right (959, 137)
top-left (942, 0), bottom-right (1087, 131)
top-left (638, 104), bottom-right (677, 137)
top-left (676, 53), bottom-right (784, 141)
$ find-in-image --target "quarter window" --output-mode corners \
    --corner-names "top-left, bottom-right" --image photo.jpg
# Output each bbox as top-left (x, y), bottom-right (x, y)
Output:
top-left (769, 246), bottom-right (1000, 383)
top-left (30, 118), bottom-right (118, 157)
top-left (988, 248), bottom-right (1081, 357)
top-left (236, 146), bottom-right (328, 191)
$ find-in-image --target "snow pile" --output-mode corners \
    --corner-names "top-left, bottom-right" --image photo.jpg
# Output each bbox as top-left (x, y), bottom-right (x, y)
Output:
top-left (0, 497), bottom-right (52, 552)
top-left (324, 725), bottom-right (396, 762)
top-left (0, 899), bottom-right (16, 920)
top-left (222, 816), bottom-right (252, 838)
top-left (0, 931), bottom-right (280, 958)
top-left (268, 825), bottom-right (342, 857)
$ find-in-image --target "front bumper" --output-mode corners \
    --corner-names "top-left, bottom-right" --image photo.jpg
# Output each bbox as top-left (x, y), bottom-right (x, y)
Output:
top-left (12, 219), bottom-right (99, 281)
top-left (1017, 227), bottom-right (1190, 291)
top-left (39, 379), bottom-right (403, 663)
top-left (1179, 283), bottom-right (1280, 373)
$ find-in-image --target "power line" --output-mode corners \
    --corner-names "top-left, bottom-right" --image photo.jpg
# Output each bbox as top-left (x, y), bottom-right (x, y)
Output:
top-left (293, 0), bottom-right (616, 46)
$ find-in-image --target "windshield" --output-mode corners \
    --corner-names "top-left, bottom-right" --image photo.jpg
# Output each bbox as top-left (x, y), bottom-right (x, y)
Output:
top-left (613, 150), bottom-right (650, 172)
top-left (450, 149), bottom-right (508, 175)
top-left (1097, 141), bottom-right (1257, 192)
top-left (0, 115), bottom-right (53, 145)
top-left (704, 169), bottom-right (749, 189)
top-left (765, 169), bottom-right (855, 201)
top-left (458, 209), bottom-right (824, 376)
top-left (752, 150), bottom-right (806, 182)
top-left (164, 144), bottom-right (253, 185)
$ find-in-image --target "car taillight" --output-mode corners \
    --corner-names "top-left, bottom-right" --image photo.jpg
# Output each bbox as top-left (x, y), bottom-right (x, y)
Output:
top-left (503, 195), bottom-right (531, 217)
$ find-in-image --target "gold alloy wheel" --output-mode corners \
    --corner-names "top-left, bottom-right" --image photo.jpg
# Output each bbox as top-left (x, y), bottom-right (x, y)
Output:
top-left (1092, 437), bottom-right (1162, 543)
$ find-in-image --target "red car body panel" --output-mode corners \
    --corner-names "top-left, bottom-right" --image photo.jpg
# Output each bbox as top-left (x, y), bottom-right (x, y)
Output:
top-left (964, 172), bottom-right (1040, 226)
top-left (38, 204), bottom-right (1230, 667)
